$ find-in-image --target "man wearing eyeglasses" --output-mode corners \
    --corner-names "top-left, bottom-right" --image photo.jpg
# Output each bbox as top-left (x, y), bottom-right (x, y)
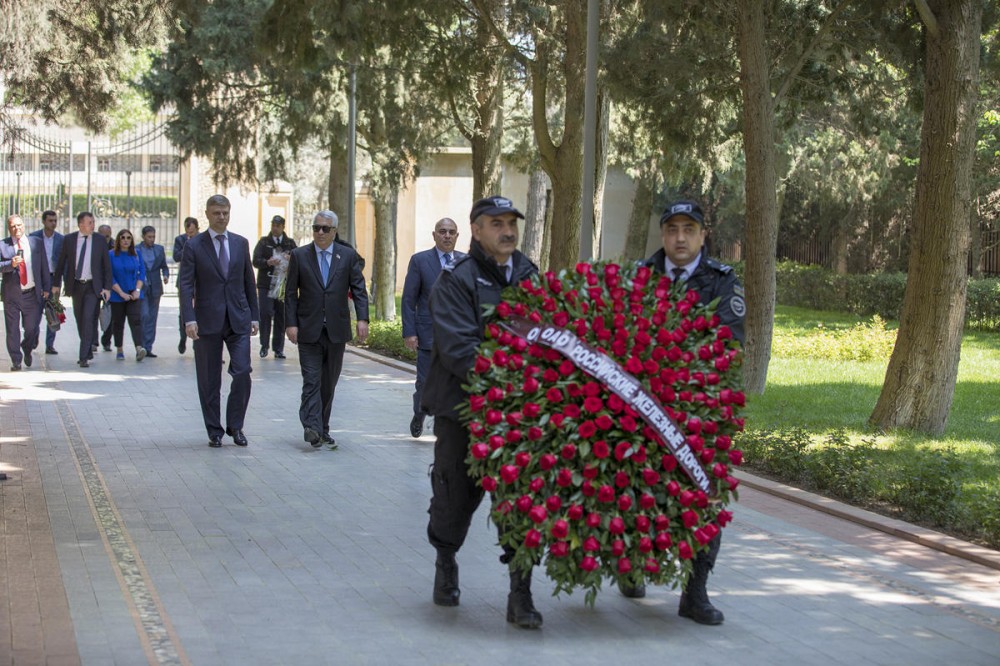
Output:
top-left (284, 210), bottom-right (369, 449)
top-left (178, 195), bottom-right (260, 448)
top-left (401, 217), bottom-right (463, 438)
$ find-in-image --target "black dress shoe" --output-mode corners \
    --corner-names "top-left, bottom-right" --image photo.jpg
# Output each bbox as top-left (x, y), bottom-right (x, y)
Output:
top-left (10, 363), bottom-right (22, 371)
top-left (23, 351), bottom-right (32, 368)
top-left (45, 348), bottom-right (58, 355)
top-left (78, 359), bottom-right (89, 367)
top-left (304, 428), bottom-right (322, 448)
top-left (227, 428), bottom-right (248, 446)
top-left (208, 435), bottom-right (223, 448)
top-left (178, 340), bottom-right (186, 354)
top-left (409, 414), bottom-right (424, 438)
top-left (259, 346), bottom-right (268, 359)
top-left (102, 345), bottom-right (112, 352)
top-left (620, 581), bottom-right (646, 598)
top-left (273, 351), bottom-right (286, 359)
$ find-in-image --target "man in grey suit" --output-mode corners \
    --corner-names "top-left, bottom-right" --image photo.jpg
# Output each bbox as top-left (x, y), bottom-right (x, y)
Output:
top-left (401, 217), bottom-right (463, 438)
top-left (52, 211), bottom-right (112, 367)
top-left (29, 210), bottom-right (63, 354)
top-left (2, 215), bottom-right (51, 370)
top-left (137, 225), bottom-right (170, 357)
top-left (285, 210), bottom-right (369, 449)
top-left (178, 195), bottom-right (260, 448)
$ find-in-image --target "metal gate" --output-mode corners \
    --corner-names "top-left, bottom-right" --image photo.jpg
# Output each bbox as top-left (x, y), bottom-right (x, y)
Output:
top-left (0, 117), bottom-right (180, 238)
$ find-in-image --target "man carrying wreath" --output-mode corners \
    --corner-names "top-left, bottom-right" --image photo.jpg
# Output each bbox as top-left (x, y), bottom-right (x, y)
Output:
top-left (422, 196), bottom-right (543, 628)
top-left (624, 198), bottom-right (746, 625)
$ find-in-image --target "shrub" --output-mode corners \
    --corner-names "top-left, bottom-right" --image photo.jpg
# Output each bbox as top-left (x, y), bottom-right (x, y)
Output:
top-left (362, 318), bottom-right (416, 362)
top-left (771, 315), bottom-right (897, 361)
top-left (886, 447), bottom-right (962, 526)
top-left (809, 431), bottom-right (881, 502)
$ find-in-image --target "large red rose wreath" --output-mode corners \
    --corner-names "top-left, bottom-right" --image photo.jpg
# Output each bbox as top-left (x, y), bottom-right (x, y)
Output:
top-left (462, 261), bottom-right (745, 605)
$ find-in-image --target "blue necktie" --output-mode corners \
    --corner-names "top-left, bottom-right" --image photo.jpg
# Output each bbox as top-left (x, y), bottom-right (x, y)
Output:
top-left (442, 252), bottom-right (452, 268)
top-left (216, 235), bottom-right (229, 279)
top-left (320, 250), bottom-right (330, 285)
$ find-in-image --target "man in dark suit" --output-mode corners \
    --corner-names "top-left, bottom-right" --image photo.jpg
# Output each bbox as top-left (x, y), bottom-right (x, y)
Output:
top-left (179, 195), bottom-right (259, 448)
top-left (401, 217), bottom-right (463, 438)
top-left (137, 225), bottom-right (170, 357)
top-left (285, 210), bottom-right (369, 449)
top-left (2, 215), bottom-right (51, 370)
top-left (252, 214), bottom-right (296, 359)
top-left (52, 211), bottom-right (112, 367)
top-left (29, 209), bottom-right (63, 354)
top-left (173, 216), bottom-right (199, 354)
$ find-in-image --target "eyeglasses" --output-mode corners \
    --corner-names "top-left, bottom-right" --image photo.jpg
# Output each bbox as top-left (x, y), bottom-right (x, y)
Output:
top-left (312, 225), bottom-right (335, 233)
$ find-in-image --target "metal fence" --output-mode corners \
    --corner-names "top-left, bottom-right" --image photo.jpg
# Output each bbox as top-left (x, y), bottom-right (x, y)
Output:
top-left (0, 119), bottom-right (180, 239)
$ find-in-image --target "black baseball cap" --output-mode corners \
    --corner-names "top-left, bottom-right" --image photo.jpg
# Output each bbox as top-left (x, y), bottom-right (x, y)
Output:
top-left (271, 215), bottom-right (286, 226)
top-left (659, 200), bottom-right (705, 227)
top-left (470, 196), bottom-right (524, 223)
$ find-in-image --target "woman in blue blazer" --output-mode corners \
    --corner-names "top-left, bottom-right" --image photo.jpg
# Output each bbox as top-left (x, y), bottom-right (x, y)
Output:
top-left (108, 229), bottom-right (148, 361)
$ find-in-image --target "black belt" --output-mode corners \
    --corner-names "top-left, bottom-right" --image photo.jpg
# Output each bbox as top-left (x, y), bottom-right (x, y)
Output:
top-left (76, 279), bottom-right (92, 284)
top-left (21, 286), bottom-right (35, 293)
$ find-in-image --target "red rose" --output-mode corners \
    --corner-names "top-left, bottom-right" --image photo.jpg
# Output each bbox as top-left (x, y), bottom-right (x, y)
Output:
top-left (704, 523), bottom-right (720, 539)
top-left (507, 429), bottom-right (523, 444)
top-left (485, 410), bottom-right (503, 426)
top-left (469, 422), bottom-right (485, 437)
top-left (556, 468), bottom-right (574, 488)
top-left (529, 477), bottom-right (545, 493)
top-left (681, 510), bottom-right (699, 529)
top-left (582, 464), bottom-right (599, 479)
top-left (481, 477), bottom-right (497, 492)
top-left (583, 536), bottom-right (601, 552)
top-left (497, 500), bottom-right (512, 515)
top-left (636, 515), bottom-right (651, 533)
top-left (639, 493), bottom-right (656, 510)
top-left (617, 494), bottom-right (633, 511)
top-left (563, 403), bottom-right (581, 419)
top-left (578, 421), bottom-right (597, 439)
top-left (579, 555), bottom-right (598, 572)
top-left (550, 519), bottom-right (569, 539)
top-left (608, 516), bottom-right (626, 534)
top-left (529, 505), bottom-right (549, 524)
top-left (550, 541), bottom-right (570, 558)
top-left (516, 495), bottom-right (533, 512)
top-left (632, 445), bottom-right (647, 464)
top-left (639, 536), bottom-right (654, 553)
top-left (583, 396), bottom-right (604, 413)
top-left (644, 558), bottom-right (660, 573)
top-left (522, 401), bottom-right (541, 418)
top-left (695, 491), bottom-right (709, 509)
top-left (607, 394), bottom-right (624, 412)
top-left (620, 415), bottom-right (638, 432)
top-left (654, 514), bottom-right (670, 531)
top-left (545, 387), bottom-right (564, 403)
top-left (524, 529), bottom-right (542, 548)
top-left (717, 509), bottom-right (734, 527)
top-left (500, 465), bottom-right (520, 483)
top-left (489, 435), bottom-right (504, 451)
top-left (592, 440), bottom-right (610, 459)
top-left (695, 528), bottom-right (712, 545)
top-left (561, 443), bottom-right (577, 460)
top-left (624, 356), bottom-right (643, 374)
top-left (567, 504), bottom-right (584, 520)
top-left (618, 558), bottom-right (632, 574)
top-left (614, 441), bottom-right (632, 461)
top-left (611, 540), bottom-right (625, 556)
top-left (471, 443), bottom-right (489, 459)
top-left (726, 476), bottom-right (740, 491)
top-left (558, 360), bottom-right (575, 376)
top-left (543, 368), bottom-right (560, 383)
top-left (686, 417), bottom-right (702, 434)
top-left (585, 512), bottom-right (602, 528)
top-left (581, 480), bottom-right (596, 496)
top-left (700, 448), bottom-right (716, 465)
top-left (493, 350), bottom-right (509, 368)
top-left (474, 356), bottom-right (492, 373)
top-left (527, 426), bottom-right (543, 441)
top-left (546, 496), bottom-right (563, 513)
top-left (553, 311), bottom-right (569, 327)
top-left (713, 462), bottom-right (729, 478)
top-left (614, 471), bottom-right (630, 488)
top-left (666, 480), bottom-right (681, 497)
top-left (514, 451), bottom-right (531, 467)
top-left (469, 395), bottom-right (486, 412)
top-left (729, 450), bottom-right (743, 465)
top-left (506, 411), bottom-right (523, 426)
top-left (715, 435), bottom-right (732, 450)
top-left (594, 414), bottom-right (615, 431)
top-left (679, 490), bottom-right (695, 507)
top-left (597, 485), bottom-right (615, 503)
top-left (538, 453), bottom-right (557, 471)
top-left (678, 541), bottom-right (693, 559)
top-left (662, 455), bottom-right (678, 472)
top-left (550, 413), bottom-right (565, 428)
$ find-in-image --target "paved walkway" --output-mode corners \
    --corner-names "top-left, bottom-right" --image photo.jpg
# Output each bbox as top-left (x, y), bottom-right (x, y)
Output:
top-left (1, 295), bottom-right (999, 665)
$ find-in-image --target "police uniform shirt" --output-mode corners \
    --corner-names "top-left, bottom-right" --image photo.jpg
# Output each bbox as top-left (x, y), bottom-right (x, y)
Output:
top-left (664, 254), bottom-right (702, 282)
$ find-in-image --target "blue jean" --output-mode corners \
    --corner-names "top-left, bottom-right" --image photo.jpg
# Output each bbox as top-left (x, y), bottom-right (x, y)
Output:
top-left (141, 293), bottom-right (161, 352)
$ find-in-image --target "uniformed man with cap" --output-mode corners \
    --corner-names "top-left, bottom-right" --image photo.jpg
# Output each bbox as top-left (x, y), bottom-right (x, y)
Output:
top-left (624, 198), bottom-right (745, 625)
top-left (422, 195), bottom-right (543, 629)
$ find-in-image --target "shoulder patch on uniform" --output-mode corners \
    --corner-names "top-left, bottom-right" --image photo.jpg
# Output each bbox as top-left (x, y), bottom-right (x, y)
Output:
top-left (730, 295), bottom-right (746, 318)
top-left (475, 276), bottom-right (494, 287)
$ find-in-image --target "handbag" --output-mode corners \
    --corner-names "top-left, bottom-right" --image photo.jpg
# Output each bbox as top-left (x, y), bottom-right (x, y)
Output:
top-left (99, 298), bottom-right (112, 332)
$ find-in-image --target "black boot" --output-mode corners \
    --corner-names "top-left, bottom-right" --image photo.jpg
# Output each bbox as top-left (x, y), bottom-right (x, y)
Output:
top-left (678, 537), bottom-right (724, 625)
top-left (619, 580), bottom-right (646, 598)
top-left (506, 568), bottom-right (543, 629)
top-left (433, 552), bottom-right (460, 606)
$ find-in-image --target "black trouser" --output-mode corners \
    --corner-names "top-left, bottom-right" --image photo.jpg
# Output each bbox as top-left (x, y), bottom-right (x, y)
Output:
top-left (297, 335), bottom-right (345, 435)
top-left (110, 300), bottom-right (143, 350)
top-left (427, 416), bottom-right (486, 555)
top-left (413, 347), bottom-right (431, 417)
top-left (71, 285), bottom-right (100, 362)
top-left (257, 288), bottom-right (285, 353)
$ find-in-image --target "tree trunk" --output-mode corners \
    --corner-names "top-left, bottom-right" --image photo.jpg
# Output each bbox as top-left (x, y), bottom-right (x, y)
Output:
top-left (869, 0), bottom-right (982, 436)
top-left (327, 130), bottom-right (350, 223)
top-left (592, 88), bottom-right (611, 258)
top-left (830, 212), bottom-right (850, 275)
top-left (470, 0), bottom-right (504, 200)
top-left (372, 188), bottom-right (397, 321)
top-left (735, 0), bottom-right (779, 395)
top-left (625, 170), bottom-right (655, 260)
top-left (969, 203), bottom-right (982, 278)
top-left (522, 168), bottom-right (550, 267)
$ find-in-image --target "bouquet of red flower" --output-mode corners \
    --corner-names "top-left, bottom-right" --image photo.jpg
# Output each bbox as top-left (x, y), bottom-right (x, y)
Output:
top-left (44, 294), bottom-right (67, 331)
top-left (463, 261), bottom-right (745, 605)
